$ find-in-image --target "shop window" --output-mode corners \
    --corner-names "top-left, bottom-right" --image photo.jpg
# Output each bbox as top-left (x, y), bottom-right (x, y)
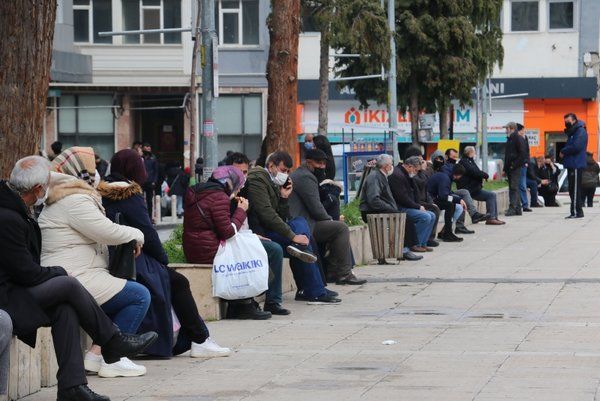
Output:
top-left (549, 1), bottom-right (575, 30)
top-left (213, 95), bottom-right (262, 160)
top-left (510, 1), bottom-right (539, 32)
top-left (122, 0), bottom-right (182, 44)
top-left (216, 0), bottom-right (259, 46)
top-left (58, 95), bottom-right (115, 161)
top-left (73, 0), bottom-right (113, 44)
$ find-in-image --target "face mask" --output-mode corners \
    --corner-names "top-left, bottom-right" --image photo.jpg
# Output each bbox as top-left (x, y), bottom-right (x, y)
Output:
top-left (35, 186), bottom-right (49, 207)
top-left (304, 142), bottom-right (314, 150)
top-left (565, 121), bottom-right (573, 130)
top-left (272, 171), bottom-right (289, 186)
top-left (92, 171), bottom-right (101, 189)
top-left (312, 167), bottom-right (326, 181)
top-left (409, 172), bottom-right (417, 178)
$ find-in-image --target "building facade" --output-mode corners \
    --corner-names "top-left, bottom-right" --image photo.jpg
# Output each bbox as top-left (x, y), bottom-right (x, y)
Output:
top-left (297, 0), bottom-right (600, 159)
top-left (46, 0), bottom-right (270, 167)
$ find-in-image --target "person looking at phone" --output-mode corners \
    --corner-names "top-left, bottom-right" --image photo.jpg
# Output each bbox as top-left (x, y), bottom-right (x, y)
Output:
top-left (246, 151), bottom-right (341, 304)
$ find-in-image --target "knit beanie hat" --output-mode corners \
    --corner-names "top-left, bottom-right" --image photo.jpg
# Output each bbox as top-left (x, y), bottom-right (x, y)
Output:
top-left (110, 149), bottom-right (148, 185)
top-left (211, 165), bottom-right (246, 195)
top-left (52, 146), bottom-right (97, 185)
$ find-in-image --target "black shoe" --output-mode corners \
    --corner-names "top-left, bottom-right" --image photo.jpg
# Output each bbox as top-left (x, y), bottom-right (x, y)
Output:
top-left (307, 294), bottom-right (342, 304)
top-left (57, 385), bottom-right (110, 401)
top-left (427, 239), bottom-right (440, 247)
top-left (336, 273), bottom-right (367, 285)
top-left (439, 231), bottom-right (464, 243)
top-left (455, 226), bottom-right (475, 235)
top-left (471, 212), bottom-right (488, 224)
top-left (264, 303), bottom-right (291, 315)
top-left (516, 209), bottom-right (523, 215)
top-left (102, 331), bottom-right (158, 364)
top-left (325, 288), bottom-right (339, 297)
top-left (530, 204), bottom-right (543, 208)
top-left (286, 244), bottom-right (318, 263)
top-left (226, 302), bottom-right (272, 320)
top-left (523, 208), bottom-right (533, 212)
top-left (401, 251), bottom-right (423, 261)
top-left (295, 290), bottom-right (308, 301)
top-left (565, 215), bottom-right (576, 219)
top-left (505, 209), bottom-right (517, 216)
top-left (575, 214), bottom-right (585, 219)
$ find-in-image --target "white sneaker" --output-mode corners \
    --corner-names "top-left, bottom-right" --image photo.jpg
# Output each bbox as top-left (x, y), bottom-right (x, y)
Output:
top-left (190, 338), bottom-right (231, 358)
top-left (84, 352), bottom-right (103, 373)
top-left (98, 357), bottom-right (147, 378)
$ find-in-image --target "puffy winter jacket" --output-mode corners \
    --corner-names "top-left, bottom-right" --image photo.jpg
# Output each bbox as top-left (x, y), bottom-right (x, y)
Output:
top-left (562, 120), bottom-right (588, 169)
top-left (182, 181), bottom-right (246, 264)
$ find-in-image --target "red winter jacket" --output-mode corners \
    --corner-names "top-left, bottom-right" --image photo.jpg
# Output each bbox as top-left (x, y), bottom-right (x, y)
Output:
top-left (183, 181), bottom-right (247, 264)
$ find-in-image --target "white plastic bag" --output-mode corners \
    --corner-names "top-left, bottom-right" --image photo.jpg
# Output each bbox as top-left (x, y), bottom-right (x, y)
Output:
top-left (212, 225), bottom-right (269, 300)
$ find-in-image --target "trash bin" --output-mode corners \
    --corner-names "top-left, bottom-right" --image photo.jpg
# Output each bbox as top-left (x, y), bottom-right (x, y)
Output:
top-left (366, 213), bottom-right (406, 262)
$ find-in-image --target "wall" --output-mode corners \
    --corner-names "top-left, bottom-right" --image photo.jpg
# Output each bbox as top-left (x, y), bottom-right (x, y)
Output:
top-left (523, 98), bottom-right (598, 157)
top-left (579, 0), bottom-right (600, 75)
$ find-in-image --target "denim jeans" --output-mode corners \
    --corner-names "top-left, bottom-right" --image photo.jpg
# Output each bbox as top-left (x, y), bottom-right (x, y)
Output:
top-left (266, 217), bottom-right (326, 299)
top-left (519, 166), bottom-right (528, 207)
top-left (453, 203), bottom-right (464, 222)
top-left (526, 179), bottom-right (539, 206)
top-left (400, 208), bottom-right (436, 247)
top-left (0, 310), bottom-right (11, 396)
top-left (261, 239), bottom-right (284, 305)
top-left (471, 190), bottom-right (498, 219)
top-left (101, 281), bottom-right (151, 334)
top-left (176, 196), bottom-right (184, 216)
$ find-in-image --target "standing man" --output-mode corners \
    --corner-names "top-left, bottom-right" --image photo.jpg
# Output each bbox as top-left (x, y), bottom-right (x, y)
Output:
top-left (560, 113), bottom-right (588, 218)
top-left (142, 143), bottom-right (158, 220)
top-left (518, 124), bottom-right (532, 212)
top-left (504, 122), bottom-right (528, 216)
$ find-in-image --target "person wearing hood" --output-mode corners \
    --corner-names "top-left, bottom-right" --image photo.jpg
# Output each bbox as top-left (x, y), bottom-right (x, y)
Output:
top-left (442, 149), bottom-right (487, 232)
top-left (38, 147), bottom-right (153, 379)
top-left (289, 149), bottom-right (366, 285)
top-left (427, 160), bottom-right (466, 242)
top-left (100, 149), bottom-right (231, 358)
top-left (560, 113), bottom-right (589, 218)
top-left (183, 166), bottom-right (274, 318)
top-left (582, 152), bottom-right (599, 207)
top-left (1, 155), bottom-right (157, 401)
top-left (246, 151), bottom-right (341, 303)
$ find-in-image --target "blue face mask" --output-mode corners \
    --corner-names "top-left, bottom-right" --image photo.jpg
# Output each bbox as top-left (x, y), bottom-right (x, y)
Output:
top-left (304, 142), bottom-right (314, 150)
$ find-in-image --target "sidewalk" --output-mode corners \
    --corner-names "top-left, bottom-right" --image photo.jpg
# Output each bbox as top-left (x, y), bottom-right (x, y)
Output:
top-left (22, 205), bottom-right (600, 401)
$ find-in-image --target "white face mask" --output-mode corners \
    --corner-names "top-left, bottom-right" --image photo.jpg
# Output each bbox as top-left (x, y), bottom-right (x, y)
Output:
top-left (272, 172), bottom-right (289, 187)
top-left (34, 186), bottom-right (49, 207)
top-left (409, 172), bottom-right (417, 178)
top-left (92, 171), bottom-right (101, 189)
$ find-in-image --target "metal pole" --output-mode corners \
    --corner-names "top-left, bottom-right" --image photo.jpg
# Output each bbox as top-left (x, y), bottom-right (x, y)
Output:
top-left (386, 0), bottom-right (399, 163)
top-left (481, 79), bottom-right (489, 173)
top-left (201, 0), bottom-right (218, 171)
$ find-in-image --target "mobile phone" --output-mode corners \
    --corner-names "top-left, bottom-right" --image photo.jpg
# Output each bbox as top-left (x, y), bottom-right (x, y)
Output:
top-left (283, 177), bottom-right (292, 189)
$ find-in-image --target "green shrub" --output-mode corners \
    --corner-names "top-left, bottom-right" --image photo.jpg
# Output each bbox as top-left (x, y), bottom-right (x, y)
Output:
top-left (164, 224), bottom-right (187, 264)
top-left (340, 199), bottom-right (365, 227)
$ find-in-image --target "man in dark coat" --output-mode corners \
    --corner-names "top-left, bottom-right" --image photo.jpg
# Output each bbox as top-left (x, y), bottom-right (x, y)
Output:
top-left (388, 156), bottom-right (436, 253)
top-left (142, 143), bottom-right (158, 220)
top-left (289, 149), bottom-right (366, 285)
top-left (427, 161), bottom-right (466, 242)
top-left (458, 146), bottom-right (505, 225)
top-left (0, 156), bottom-right (157, 401)
top-left (504, 122), bottom-right (529, 215)
top-left (534, 155), bottom-right (561, 207)
top-left (560, 113), bottom-right (589, 218)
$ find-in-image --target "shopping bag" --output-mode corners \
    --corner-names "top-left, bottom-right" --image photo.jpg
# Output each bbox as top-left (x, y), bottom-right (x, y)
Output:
top-left (212, 225), bottom-right (269, 300)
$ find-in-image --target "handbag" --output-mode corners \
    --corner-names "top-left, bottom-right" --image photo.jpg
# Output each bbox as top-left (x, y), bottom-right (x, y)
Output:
top-left (108, 212), bottom-right (137, 280)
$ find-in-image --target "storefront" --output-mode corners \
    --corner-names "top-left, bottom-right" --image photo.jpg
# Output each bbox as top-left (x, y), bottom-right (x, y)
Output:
top-left (297, 77), bottom-right (598, 160)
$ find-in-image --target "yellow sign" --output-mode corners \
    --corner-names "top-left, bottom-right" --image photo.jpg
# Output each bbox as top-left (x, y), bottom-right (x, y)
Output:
top-left (437, 139), bottom-right (460, 154)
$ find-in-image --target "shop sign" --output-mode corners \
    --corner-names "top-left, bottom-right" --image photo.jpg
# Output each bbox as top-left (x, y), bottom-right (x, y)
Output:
top-left (525, 129), bottom-right (540, 147)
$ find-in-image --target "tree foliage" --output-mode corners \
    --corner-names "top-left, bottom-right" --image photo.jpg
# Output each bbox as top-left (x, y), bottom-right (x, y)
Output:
top-left (335, 0), bottom-right (504, 140)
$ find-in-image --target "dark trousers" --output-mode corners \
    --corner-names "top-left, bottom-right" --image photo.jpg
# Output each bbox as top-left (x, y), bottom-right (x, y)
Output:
top-left (583, 186), bottom-right (595, 207)
top-left (526, 179), bottom-right (540, 206)
top-left (539, 185), bottom-right (559, 206)
top-left (313, 220), bottom-right (352, 279)
top-left (167, 267), bottom-right (209, 345)
top-left (434, 199), bottom-right (456, 232)
top-left (508, 169), bottom-right (522, 211)
top-left (26, 277), bottom-right (117, 390)
top-left (422, 203), bottom-right (440, 241)
top-left (143, 184), bottom-right (154, 219)
top-left (568, 168), bottom-right (584, 216)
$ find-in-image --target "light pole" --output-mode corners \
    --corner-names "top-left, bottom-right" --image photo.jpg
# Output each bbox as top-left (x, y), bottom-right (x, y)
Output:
top-left (386, 0), bottom-right (399, 163)
top-left (201, 0), bottom-right (218, 172)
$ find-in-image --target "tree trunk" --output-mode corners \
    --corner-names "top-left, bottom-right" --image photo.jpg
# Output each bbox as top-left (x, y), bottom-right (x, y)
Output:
top-left (438, 98), bottom-right (449, 140)
top-left (0, 1), bottom-right (57, 177)
top-left (261, 0), bottom-right (301, 163)
top-left (317, 29), bottom-right (330, 136)
top-left (408, 76), bottom-right (420, 146)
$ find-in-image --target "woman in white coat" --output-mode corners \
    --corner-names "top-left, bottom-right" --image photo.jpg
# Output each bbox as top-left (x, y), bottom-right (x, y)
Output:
top-left (39, 147), bottom-right (150, 379)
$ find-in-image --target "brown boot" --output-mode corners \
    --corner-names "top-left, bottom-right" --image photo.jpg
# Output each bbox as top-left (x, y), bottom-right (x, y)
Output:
top-left (486, 218), bottom-right (506, 225)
